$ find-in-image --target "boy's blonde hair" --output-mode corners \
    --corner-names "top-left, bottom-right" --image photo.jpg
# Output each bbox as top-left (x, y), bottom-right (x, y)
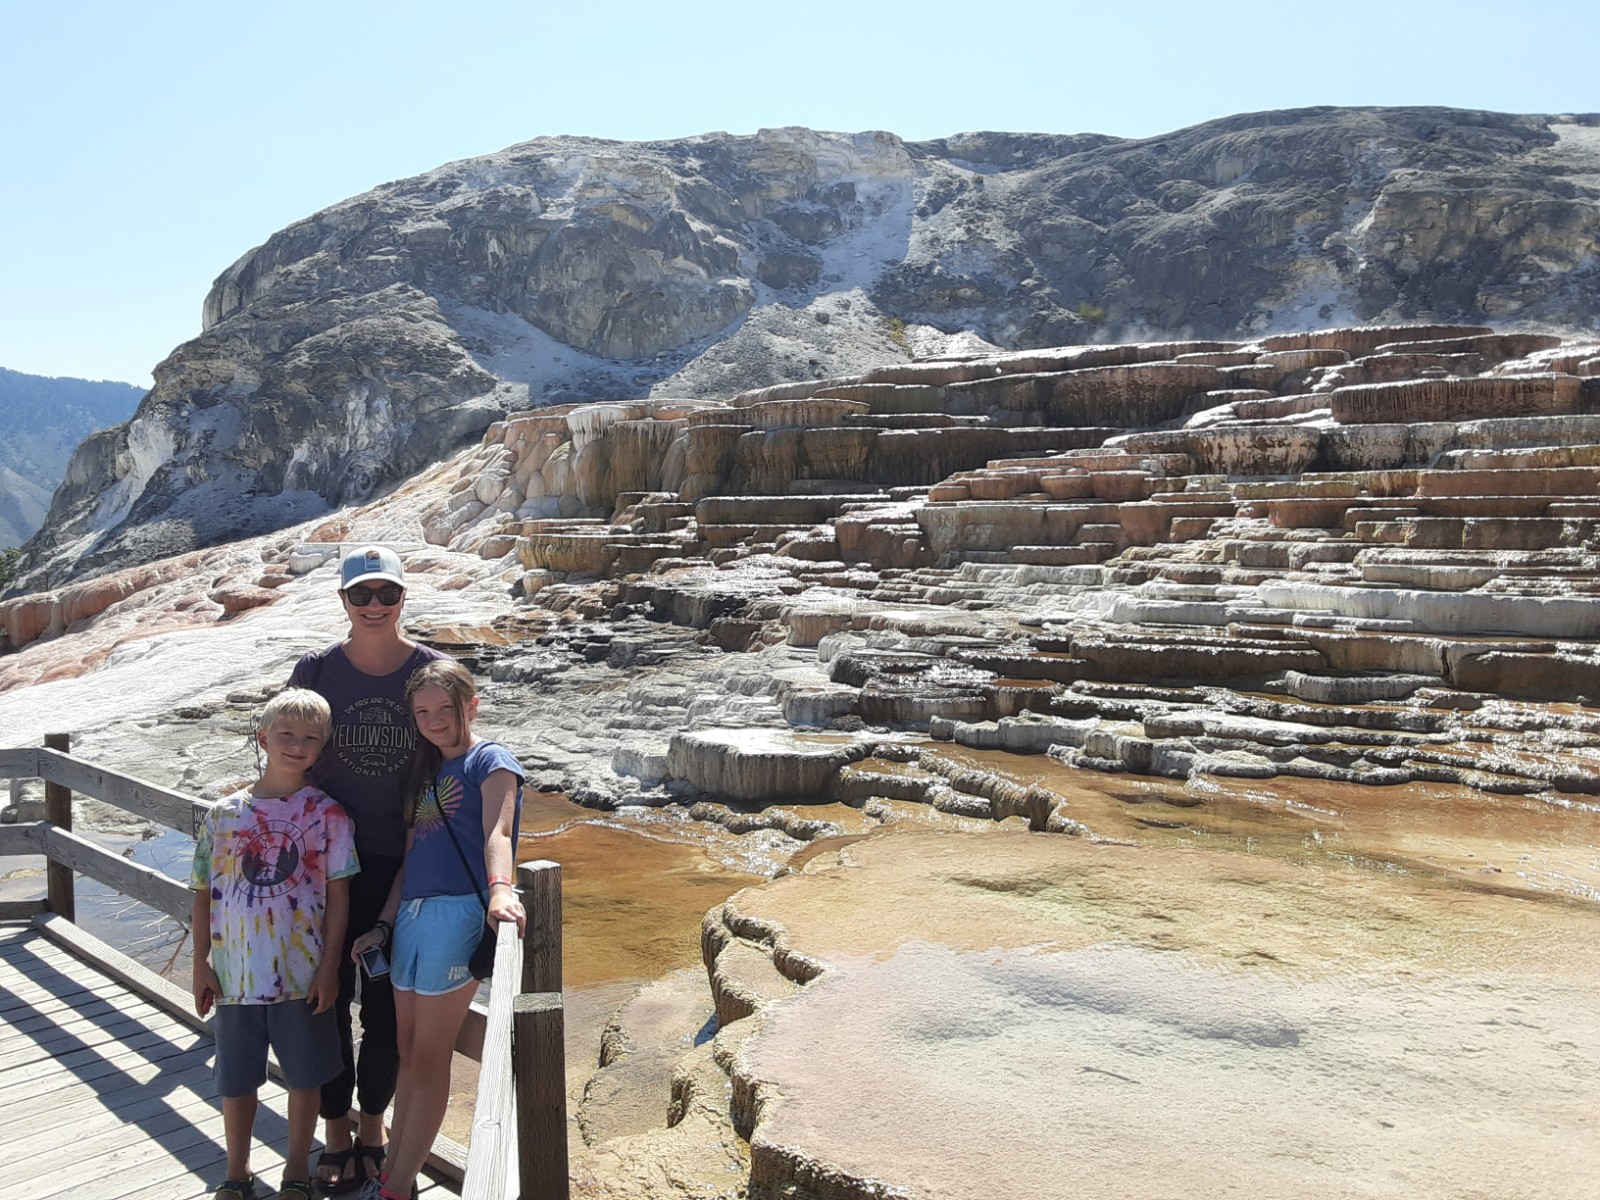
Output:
top-left (260, 687), bottom-right (333, 738)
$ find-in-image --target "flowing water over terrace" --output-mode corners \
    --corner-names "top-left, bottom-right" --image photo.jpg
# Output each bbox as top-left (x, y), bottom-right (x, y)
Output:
top-left (847, 743), bottom-right (1600, 905)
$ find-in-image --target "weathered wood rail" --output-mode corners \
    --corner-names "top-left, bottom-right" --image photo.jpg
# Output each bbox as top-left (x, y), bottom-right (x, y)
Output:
top-left (0, 738), bottom-right (569, 1200)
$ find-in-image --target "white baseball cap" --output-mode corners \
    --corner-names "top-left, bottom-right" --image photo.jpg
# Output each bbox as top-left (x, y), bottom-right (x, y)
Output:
top-left (340, 545), bottom-right (406, 590)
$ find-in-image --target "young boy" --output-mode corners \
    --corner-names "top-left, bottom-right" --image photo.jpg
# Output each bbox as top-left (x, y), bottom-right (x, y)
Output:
top-left (192, 688), bottom-right (360, 1200)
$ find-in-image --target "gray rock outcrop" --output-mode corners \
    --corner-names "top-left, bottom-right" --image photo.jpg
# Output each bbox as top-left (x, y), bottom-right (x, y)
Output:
top-left (15, 108), bottom-right (1600, 593)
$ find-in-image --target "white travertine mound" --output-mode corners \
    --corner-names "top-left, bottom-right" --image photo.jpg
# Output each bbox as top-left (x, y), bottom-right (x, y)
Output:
top-left (666, 728), bottom-right (887, 803)
top-left (721, 829), bottom-right (1600, 1200)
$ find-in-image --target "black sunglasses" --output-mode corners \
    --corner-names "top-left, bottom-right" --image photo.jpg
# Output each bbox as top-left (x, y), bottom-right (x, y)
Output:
top-left (343, 583), bottom-right (404, 607)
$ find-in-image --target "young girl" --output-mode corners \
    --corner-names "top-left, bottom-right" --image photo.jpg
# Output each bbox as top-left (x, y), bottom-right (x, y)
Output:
top-left (350, 660), bottom-right (525, 1200)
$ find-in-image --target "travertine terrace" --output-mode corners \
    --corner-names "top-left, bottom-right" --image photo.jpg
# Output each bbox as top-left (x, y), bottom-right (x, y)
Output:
top-left (366, 322), bottom-right (1600, 813)
top-left (12, 323), bottom-right (1600, 805)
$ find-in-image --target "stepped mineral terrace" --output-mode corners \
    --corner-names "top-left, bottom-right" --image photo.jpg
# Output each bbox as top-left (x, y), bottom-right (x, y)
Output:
top-left (383, 321), bottom-right (1600, 807)
top-left (7, 322), bottom-right (1600, 1198)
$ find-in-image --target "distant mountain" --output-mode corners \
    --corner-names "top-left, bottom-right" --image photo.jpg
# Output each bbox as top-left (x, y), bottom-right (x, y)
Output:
top-left (15, 106), bottom-right (1600, 588)
top-left (0, 369), bottom-right (144, 546)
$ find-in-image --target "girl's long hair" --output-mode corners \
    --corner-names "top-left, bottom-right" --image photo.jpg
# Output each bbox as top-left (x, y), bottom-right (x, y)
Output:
top-left (401, 658), bottom-right (478, 826)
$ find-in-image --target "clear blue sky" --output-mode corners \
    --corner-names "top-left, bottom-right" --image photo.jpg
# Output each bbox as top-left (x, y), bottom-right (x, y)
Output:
top-left (2, 0), bottom-right (1593, 389)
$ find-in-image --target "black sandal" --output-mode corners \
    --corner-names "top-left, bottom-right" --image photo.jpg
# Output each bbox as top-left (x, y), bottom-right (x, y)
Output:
top-left (278, 1182), bottom-right (316, 1200)
top-left (213, 1178), bottom-right (259, 1200)
top-left (315, 1145), bottom-right (358, 1194)
top-left (354, 1140), bottom-right (386, 1183)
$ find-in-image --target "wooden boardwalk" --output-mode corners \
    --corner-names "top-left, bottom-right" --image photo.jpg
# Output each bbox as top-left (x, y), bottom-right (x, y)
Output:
top-left (0, 921), bottom-right (358, 1200)
top-left (0, 736), bottom-right (563, 1200)
top-left (0, 921), bottom-right (304, 1198)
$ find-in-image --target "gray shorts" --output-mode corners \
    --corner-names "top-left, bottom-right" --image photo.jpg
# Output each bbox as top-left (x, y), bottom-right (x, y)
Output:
top-left (213, 999), bottom-right (341, 1097)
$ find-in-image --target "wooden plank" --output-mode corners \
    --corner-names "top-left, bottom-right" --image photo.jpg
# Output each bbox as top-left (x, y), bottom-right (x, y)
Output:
top-left (26, 1117), bottom-right (228, 1200)
top-left (0, 1087), bottom-right (220, 1188)
top-left (0, 898), bottom-right (47, 920)
top-left (108, 1138), bottom-right (287, 1200)
top-left (0, 1026), bottom-right (211, 1090)
top-left (0, 973), bottom-right (98, 1017)
top-left (461, 921), bottom-right (524, 1200)
top-left (0, 820), bottom-right (43, 853)
top-left (0, 966), bottom-right (104, 1011)
top-left (0, 982), bottom-right (181, 1040)
top-left (0, 1021), bottom-right (210, 1093)
top-left (33, 912), bottom-right (213, 1035)
top-left (29, 1076), bottom-right (292, 1200)
top-left (0, 982), bottom-right (167, 1032)
top-left (0, 1051), bottom-right (216, 1125)
top-left (44, 733), bottom-right (74, 920)
top-left (0, 747), bottom-right (38, 777)
top-left (41, 824), bottom-right (194, 921)
top-left (0, 1040), bottom-right (214, 1113)
top-left (0, 1001), bottom-right (167, 1062)
top-left (0, 966), bottom-right (121, 1017)
top-left (35, 747), bottom-right (208, 836)
top-left (515, 991), bottom-right (570, 1200)
top-left (0, 968), bottom-right (154, 1019)
top-left (0, 951), bottom-right (358, 1200)
top-left (0, 1044), bottom-right (209, 1110)
top-left (34, 1107), bottom-right (287, 1200)
top-left (0, 997), bottom-right (202, 1067)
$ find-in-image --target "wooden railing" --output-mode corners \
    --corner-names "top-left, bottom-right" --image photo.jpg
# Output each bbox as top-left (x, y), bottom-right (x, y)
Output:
top-left (0, 737), bottom-right (570, 1200)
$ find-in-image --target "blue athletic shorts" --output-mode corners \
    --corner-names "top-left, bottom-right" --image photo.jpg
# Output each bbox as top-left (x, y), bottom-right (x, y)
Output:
top-left (392, 894), bottom-right (483, 995)
top-left (213, 999), bottom-right (340, 1096)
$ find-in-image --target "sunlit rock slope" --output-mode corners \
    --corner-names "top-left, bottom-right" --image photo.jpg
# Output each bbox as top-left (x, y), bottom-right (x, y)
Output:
top-left (15, 107), bottom-right (1600, 591)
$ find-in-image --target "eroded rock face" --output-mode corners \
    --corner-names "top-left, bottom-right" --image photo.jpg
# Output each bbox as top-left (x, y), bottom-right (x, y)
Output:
top-left (15, 110), bottom-right (1600, 593)
top-left (18, 288), bottom-right (504, 590)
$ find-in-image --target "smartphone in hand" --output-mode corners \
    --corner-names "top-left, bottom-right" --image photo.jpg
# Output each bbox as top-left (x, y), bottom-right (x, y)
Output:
top-left (359, 944), bottom-right (390, 979)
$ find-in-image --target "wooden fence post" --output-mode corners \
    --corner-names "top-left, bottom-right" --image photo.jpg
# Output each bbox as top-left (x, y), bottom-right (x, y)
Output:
top-left (515, 860), bottom-right (568, 1200)
top-left (520, 860), bottom-right (562, 994)
top-left (44, 733), bottom-right (74, 922)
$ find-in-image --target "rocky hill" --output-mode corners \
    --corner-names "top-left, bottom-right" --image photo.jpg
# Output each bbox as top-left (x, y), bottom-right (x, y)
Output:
top-left (12, 105), bottom-right (1600, 593)
top-left (0, 369), bottom-right (143, 547)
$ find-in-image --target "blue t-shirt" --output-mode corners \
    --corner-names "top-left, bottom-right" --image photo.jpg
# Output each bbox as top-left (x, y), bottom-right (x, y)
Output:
top-left (402, 740), bottom-right (524, 901)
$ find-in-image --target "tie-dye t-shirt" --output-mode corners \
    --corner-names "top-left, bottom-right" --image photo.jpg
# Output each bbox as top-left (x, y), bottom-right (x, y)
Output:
top-left (191, 786), bottom-right (360, 1004)
top-left (400, 741), bottom-right (523, 902)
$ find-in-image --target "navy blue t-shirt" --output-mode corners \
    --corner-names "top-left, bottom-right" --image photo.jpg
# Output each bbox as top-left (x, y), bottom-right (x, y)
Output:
top-left (288, 642), bottom-right (448, 859)
top-left (402, 740), bottom-right (524, 901)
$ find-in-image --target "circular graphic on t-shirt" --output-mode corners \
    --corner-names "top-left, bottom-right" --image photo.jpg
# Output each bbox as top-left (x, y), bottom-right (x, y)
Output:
top-left (413, 774), bottom-right (462, 840)
top-left (237, 820), bottom-right (305, 898)
top-left (333, 696), bottom-right (418, 778)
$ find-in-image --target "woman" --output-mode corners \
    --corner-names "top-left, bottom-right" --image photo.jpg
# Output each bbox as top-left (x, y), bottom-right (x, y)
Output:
top-left (351, 658), bottom-right (525, 1200)
top-left (288, 545), bottom-right (447, 1191)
